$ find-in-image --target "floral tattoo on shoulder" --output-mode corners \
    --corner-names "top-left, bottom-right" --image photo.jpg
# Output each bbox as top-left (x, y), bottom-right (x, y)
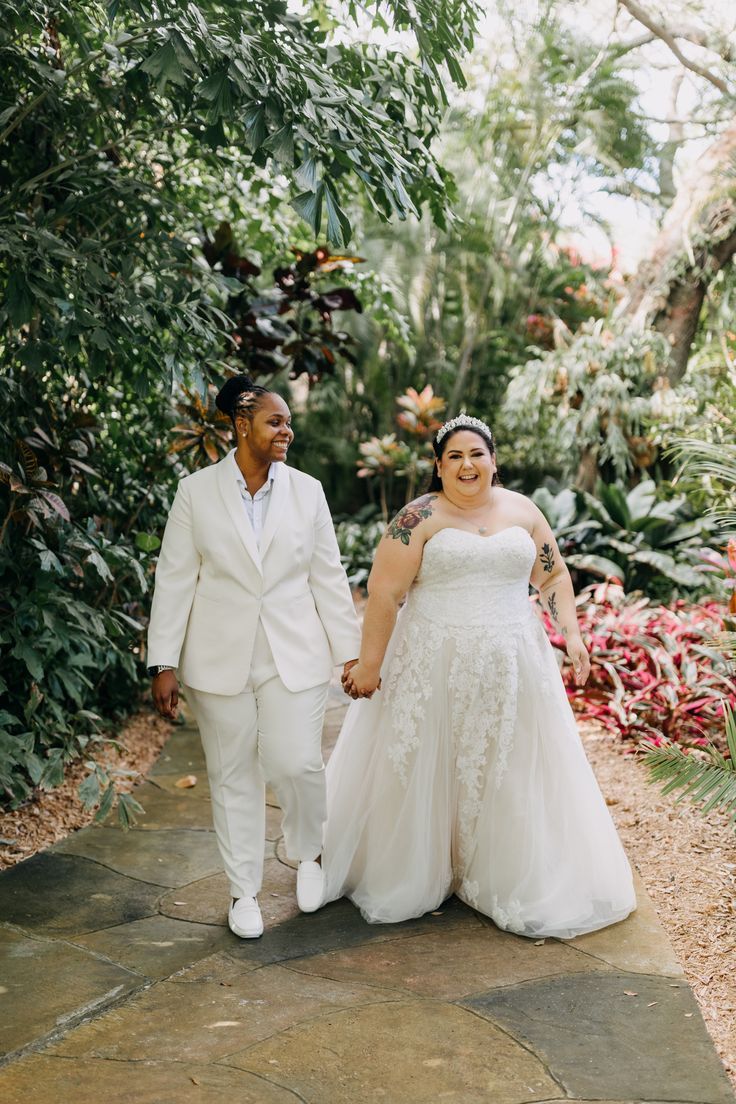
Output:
top-left (386, 494), bottom-right (438, 546)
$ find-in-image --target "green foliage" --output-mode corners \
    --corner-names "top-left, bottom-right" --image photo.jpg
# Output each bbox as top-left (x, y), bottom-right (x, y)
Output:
top-left (533, 479), bottom-right (722, 599)
top-left (0, 0), bottom-right (478, 807)
top-left (334, 509), bottom-right (386, 589)
top-left (0, 374), bottom-right (178, 809)
top-left (340, 2), bottom-right (656, 452)
top-left (503, 321), bottom-right (671, 487)
top-left (641, 704), bottom-right (736, 828)
top-left (356, 386), bottom-right (445, 518)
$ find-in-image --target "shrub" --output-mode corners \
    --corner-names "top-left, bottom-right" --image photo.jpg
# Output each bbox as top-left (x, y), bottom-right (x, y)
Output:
top-left (545, 581), bottom-right (735, 748)
top-left (334, 509), bottom-right (385, 589)
top-left (533, 479), bottom-right (723, 600)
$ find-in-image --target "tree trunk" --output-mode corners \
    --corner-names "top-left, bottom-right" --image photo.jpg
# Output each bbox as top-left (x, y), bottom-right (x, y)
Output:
top-left (616, 116), bottom-right (736, 382)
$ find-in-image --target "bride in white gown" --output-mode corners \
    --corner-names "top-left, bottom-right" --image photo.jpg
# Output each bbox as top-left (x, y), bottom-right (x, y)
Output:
top-left (322, 414), bottom-right (636, 938)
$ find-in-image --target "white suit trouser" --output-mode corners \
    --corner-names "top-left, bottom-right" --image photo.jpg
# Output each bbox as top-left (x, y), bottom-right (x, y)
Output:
top-left (184, 621), bottom-right (329, 900)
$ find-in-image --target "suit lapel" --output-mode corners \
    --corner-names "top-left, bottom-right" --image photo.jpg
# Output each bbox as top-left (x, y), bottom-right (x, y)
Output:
top-left (216, 452), bottom-right (262, 576)
top-left (259, 462), bottom-right (290, 561)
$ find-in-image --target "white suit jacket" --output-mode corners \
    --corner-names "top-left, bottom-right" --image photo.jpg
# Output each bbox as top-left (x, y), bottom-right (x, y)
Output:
top-left (147, 453), bottom-right (361, 695)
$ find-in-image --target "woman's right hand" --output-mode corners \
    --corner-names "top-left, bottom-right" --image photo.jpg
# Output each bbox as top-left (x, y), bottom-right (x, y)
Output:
top-left (152, 670), bottom-right (180, 720)
top-left (343, 663), bottom-right (381, 700)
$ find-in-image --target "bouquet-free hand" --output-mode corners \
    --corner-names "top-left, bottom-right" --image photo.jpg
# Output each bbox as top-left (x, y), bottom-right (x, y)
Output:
top-left (152, 670), bottom-right (180, 719)
top-left (342, 660), bottom-right (381, 700)
top-left (566, 635), bottom-right (590, 686)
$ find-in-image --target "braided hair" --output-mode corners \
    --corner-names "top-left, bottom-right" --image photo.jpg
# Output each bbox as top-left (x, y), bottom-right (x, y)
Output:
top-left (215, 374), bottom-right (271, 432)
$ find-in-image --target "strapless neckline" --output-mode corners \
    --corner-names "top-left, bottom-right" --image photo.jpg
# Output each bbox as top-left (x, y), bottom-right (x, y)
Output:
top-left (426, 524), bottom-right (534, 548)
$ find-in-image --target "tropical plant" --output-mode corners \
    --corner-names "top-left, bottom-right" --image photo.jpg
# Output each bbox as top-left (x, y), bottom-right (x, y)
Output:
top-left (640, 705), bottom-right (736, 829)
top-left (504, 321), bottom-right (672, 490)
top-left (357, 386), bottom-right (445, 518)
top-left (334, 508), bottom-right (386, 589)
top-left (633, 429), bottom-right (736, 826)
top-left (0, 376), bottom-right (177, 813)
top-left (0, 0), bottom-right (479, 809)
top-left (545, 581), bottom-right (735, 748)
top-left (203, 235), bottom-right (365, 382)
top-left (533, 478), bottom-right (722, 599)
top-left (170, 384), bottom-right (233, 468)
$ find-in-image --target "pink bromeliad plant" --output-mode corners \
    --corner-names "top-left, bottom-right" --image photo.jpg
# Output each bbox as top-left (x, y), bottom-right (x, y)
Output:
top-left (541, 580), bottom-right (736, 750)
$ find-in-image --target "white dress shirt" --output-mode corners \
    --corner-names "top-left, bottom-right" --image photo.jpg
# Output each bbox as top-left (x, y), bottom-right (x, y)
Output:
top-left (229, 450), bottom-right (278, 545)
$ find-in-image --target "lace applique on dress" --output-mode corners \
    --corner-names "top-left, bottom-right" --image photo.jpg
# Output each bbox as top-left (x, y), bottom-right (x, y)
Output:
top-left (447, 626), bottom-right (520, 884)
top-left (490, 894), bottom-right (526, 931)
top-left (383, 613), bottom-right (445, 786)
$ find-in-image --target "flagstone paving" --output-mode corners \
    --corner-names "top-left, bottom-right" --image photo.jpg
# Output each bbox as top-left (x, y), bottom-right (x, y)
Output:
top-left (1, 684), bottom-right (733, 1104)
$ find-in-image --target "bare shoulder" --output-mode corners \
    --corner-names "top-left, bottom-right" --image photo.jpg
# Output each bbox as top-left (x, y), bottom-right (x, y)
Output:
top-left (384, 493), bottom-right (441, 547)
top-left (494, 487), bottom-right (539, 529)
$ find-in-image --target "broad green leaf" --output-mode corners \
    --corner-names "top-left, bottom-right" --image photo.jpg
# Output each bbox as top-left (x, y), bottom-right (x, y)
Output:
top-left (294, 157), bottom-right (318, 192)
top-left (90, 328), bottom-right (112, 350)
top-left (565, 553), bottom-right (623, 580)
top-left (135, 532), bottom-right (161, 553)
top-left (86, 550), bottom-right (113, 583)
top-left (95, 781), bottom-right (116, 822)
top-left (39, 549), bottom-right (64, 574)
top-left (291, 184), bottom-right (324, 234)
top-left (324, 185), bottom-right (352, 248)
top-left (6, 272), bottom-right (34, 327)
top-left (78, 771), bottom-right (101, 810)
top-left (263, 124), bottom-right (295, 166)
top-left (139, 39), bottom-right (189, 91)
top-left (12, 643), bottom-right (44, 682)
top-left (632, 550), bottom-right (703, 587)
top-left (244, 105), bottom-right (266, 151)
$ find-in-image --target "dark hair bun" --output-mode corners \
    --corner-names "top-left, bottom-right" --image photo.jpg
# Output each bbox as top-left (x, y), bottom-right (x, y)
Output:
top-left (215, 374), bottom-right (257, 415)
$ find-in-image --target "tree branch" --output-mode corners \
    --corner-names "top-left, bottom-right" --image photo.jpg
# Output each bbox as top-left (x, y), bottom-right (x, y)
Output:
top-left (618, 0), bottom-right (732, 95)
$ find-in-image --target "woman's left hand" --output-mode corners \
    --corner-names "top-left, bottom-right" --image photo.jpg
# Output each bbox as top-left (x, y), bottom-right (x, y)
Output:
top-left (343, 662), bottom-right (381, 699)
top-left (566, 634), bottom-right (590, 686)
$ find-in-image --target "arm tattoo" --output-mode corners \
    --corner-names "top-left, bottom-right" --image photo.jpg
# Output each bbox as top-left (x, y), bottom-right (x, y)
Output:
top-left (547, 590), bottom-right (568, 636)
top-left (540, 542), bottom-right (555, 573)
top-left (386, 494), bottom-right (438, 546)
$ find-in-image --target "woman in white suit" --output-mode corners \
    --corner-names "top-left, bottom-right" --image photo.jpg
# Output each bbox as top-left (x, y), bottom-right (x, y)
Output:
top-left (147, 375), bottom-right (360, 939)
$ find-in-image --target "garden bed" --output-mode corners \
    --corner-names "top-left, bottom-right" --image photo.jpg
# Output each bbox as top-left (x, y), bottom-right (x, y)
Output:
top-left (0, 708), bottom-right (172, 870)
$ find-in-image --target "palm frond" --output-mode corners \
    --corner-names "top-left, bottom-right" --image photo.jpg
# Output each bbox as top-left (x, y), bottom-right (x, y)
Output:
top-left (640, 707), bottom-right (736, 827)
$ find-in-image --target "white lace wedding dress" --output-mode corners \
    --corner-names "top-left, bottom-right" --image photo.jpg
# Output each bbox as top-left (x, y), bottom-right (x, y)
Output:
top-left (322, 526), bottom-right (636, 937)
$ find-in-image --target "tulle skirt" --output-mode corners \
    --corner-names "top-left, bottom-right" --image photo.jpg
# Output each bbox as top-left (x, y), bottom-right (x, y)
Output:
top-left (322, 602), bottom-right (636, 938)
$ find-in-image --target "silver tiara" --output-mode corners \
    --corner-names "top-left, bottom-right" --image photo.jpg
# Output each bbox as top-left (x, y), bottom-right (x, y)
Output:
top-left (435, 413), bottom-right (493, 445)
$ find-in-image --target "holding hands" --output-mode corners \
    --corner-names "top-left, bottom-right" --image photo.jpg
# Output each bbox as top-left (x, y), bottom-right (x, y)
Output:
top-left (341, 659), bottom-right (381, 700)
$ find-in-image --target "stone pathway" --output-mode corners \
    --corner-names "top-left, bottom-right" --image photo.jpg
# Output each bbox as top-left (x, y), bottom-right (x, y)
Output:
top-left (1, 686), bottom-right (733, 1104)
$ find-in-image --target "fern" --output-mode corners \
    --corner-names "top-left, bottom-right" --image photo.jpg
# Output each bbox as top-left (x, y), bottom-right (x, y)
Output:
top-left (640, 703), bottom-right (736, 827)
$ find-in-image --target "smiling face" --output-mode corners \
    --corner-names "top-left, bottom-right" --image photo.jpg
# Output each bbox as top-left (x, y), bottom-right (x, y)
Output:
top-left (235, 392), bottom-right (294, 463)
top-left (435, 429), bottom-right (496, 498)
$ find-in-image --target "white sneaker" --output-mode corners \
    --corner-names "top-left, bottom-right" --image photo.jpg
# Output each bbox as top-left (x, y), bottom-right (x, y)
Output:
top-left (228, 896), bottom-right (263, 939)
top-left (296, 860), bottom-right (325, 913)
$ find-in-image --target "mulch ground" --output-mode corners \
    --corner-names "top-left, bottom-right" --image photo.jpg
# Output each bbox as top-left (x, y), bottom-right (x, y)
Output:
top-left (1, 708), bottom-right (734, 1089)
top-left (0, 708), bottom-right (172, 868)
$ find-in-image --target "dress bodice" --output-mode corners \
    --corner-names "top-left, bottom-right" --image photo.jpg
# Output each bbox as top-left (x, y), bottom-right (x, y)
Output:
top-left (407, 525), bottom-right (537, 629)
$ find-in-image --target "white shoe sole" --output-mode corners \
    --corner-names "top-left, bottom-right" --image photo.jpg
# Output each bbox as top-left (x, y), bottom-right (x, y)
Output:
top-left (228, 918), bottom-right (263, 939)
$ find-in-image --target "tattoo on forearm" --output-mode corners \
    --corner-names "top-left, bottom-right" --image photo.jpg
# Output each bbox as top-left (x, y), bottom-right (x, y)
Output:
top-left (547, 590), bottom-right (568, 637)
top-left (540, 542), bottom-right (555, 573)
top-left (386, 494), bottom-right (438, 546)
